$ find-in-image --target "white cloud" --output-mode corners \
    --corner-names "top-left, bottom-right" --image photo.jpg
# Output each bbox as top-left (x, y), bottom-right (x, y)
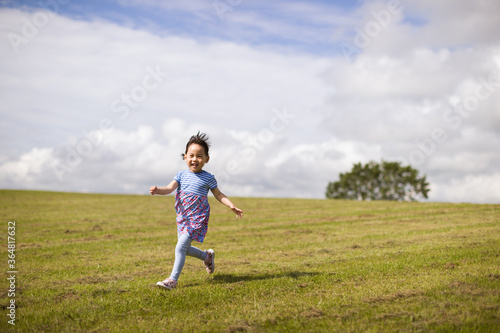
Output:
top-left (0, 6), bottom-right (330, 146)
top-left (0, 7), bottom-right (333, 197)
top-left (431, 173), bottom-right (500, 204)
top-left (1, 2), bottom-right (500, 204)
top-left (404, 0), bottom-right (500, 47)
top-left (319, 1), bottom-right (500, 204)
top-left (0, 147), bottom-right (54, 187)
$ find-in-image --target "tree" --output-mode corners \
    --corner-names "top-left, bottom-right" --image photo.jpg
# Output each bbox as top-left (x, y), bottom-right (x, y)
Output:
top-left (326, 161), bottom-right (430, 201)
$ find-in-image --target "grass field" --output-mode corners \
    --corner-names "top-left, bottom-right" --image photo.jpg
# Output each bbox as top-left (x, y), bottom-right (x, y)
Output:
top-left (0, 190), bottom-right (499, 332)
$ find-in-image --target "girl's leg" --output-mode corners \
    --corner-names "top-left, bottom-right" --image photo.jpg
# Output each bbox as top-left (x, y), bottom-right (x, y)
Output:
top-left (169, 234), bottom-right (192, 281)
top-left (186, 242), bottom-right (207, 261)
top-left (187, 244), bottom-right (214, 274)
top-left (169, 234), bottom-right (208, 281)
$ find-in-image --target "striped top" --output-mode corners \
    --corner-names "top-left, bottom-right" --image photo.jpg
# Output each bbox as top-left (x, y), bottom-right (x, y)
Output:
top-left (173, 170), bottom-right (218, 197)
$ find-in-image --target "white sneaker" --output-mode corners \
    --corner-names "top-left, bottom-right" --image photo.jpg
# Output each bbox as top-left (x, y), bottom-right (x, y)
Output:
top-left (204, 249), bottom-right (215, 274)
top-left (156, 278), bottom-right (177, 289)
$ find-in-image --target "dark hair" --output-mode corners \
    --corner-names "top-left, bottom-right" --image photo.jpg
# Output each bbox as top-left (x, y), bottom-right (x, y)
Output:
top-left (182, 132), bottom-right (210, 159)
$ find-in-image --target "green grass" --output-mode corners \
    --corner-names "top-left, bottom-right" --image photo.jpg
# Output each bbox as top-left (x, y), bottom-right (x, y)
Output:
top-left (1, 190), bottom-right (499, 332)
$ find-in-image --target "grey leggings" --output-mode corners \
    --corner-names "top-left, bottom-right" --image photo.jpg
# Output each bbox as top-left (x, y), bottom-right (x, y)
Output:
top-left (169, 233), bottom-right (208, 281)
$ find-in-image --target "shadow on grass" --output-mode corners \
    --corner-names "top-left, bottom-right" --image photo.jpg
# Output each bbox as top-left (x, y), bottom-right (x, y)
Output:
top-left (212, 271), bottom-right (319, 284)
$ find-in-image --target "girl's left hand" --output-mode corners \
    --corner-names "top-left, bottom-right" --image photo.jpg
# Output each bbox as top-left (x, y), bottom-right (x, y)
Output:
top-left (231, 207), bottom-right (243, 219)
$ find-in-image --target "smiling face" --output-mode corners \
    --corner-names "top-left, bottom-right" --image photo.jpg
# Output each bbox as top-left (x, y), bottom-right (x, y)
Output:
top-left (184, 143), bottom-right (209, 173)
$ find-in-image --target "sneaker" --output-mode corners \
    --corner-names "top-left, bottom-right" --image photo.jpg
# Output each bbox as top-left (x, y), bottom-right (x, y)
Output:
top-left (204, 249), bottom-right (215, 274)
top-left (156, 278), bottom-right (177, 290)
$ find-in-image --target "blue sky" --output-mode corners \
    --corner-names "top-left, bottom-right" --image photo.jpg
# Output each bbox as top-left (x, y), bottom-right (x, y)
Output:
top-left (1, 0), bottom-right (499, 203)
top-left (2, 0), bottom-right (347, 52)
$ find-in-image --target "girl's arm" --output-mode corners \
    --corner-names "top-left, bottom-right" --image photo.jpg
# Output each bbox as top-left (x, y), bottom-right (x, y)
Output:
top-left (211, 187), bottom-right (243, 219)
top-left (150, 180), bottom-right (178, 195)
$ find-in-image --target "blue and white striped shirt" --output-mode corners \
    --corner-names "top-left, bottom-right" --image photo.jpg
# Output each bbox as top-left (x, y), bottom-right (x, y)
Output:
top-left (173, 170), bottom-right (218, 197)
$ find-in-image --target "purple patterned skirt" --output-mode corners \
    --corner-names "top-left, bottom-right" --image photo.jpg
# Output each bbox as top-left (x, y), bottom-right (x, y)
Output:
top-left (175, 191), bottom-right (210, 243)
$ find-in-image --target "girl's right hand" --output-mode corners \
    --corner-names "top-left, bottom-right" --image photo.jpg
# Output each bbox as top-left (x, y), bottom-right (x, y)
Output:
top-left (150, 186), bottom-right (158, 195)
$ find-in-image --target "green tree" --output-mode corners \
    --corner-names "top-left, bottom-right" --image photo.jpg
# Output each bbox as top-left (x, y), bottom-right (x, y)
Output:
top-left (326, 161), bottom-right (430, 201)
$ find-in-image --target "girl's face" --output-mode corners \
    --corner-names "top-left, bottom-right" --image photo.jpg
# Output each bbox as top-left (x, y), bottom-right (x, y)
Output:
top-left (184, 143), bottom-right (209, 173)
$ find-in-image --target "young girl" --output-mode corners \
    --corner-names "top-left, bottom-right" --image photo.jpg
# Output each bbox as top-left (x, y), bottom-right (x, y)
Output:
top-left (150, 132), bottom-right (243, 289)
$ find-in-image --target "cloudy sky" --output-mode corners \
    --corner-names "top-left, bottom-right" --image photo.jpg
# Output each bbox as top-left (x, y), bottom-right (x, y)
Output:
top-left (1, 0), bottom-right (499, 203)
